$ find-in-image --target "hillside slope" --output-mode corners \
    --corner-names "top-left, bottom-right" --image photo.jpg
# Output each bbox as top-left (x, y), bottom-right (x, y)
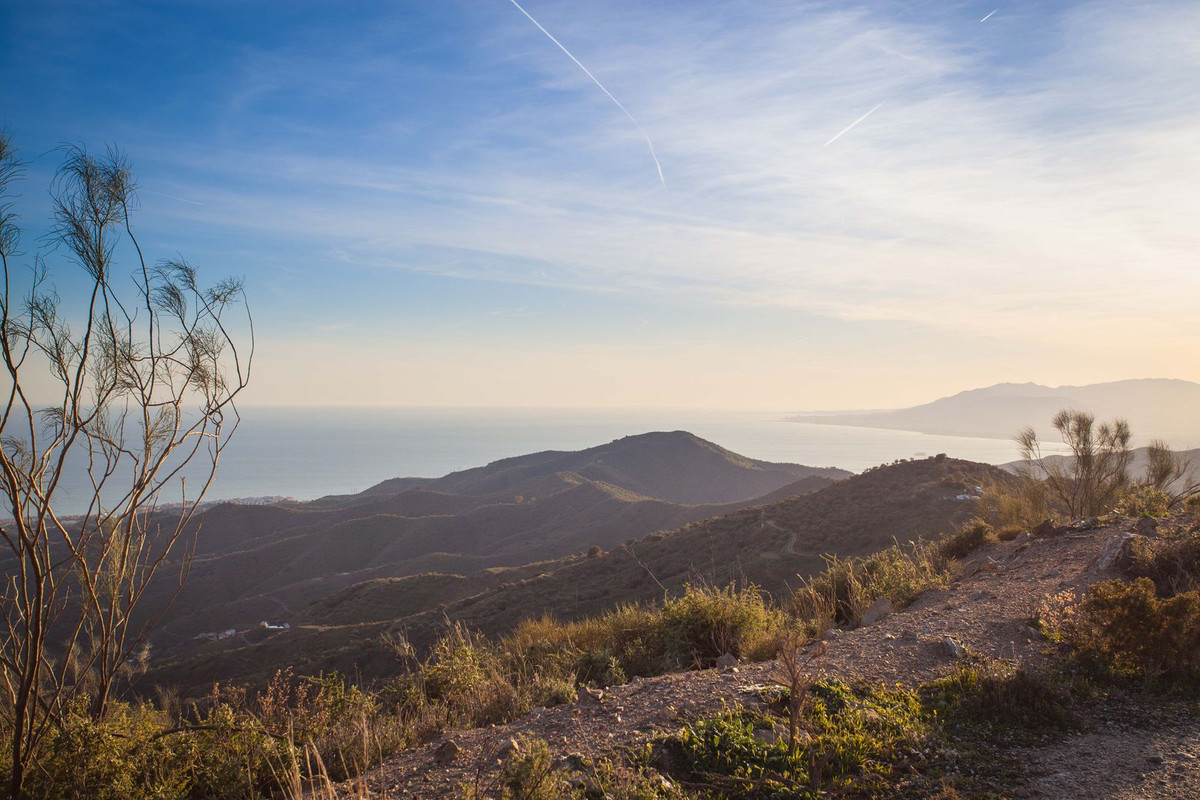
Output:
top-left (335, 517), bottom-right (1200, 800)
top-left (143, 456), bottom-right (1009, 695)
top-left (137, 432), bottom-right (845, 654)
top-left (424, 455), bottom-right (1009, 639)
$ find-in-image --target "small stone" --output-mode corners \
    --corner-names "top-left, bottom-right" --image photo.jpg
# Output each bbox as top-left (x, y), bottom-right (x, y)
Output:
top-left (753, 726), bottom-right (782, 746)
top-left (942, 636), bottom-right (967, 659)
top-left (1032, 519), bottom-right (1059, 537)
top-left (860, 597), bottom-right (893, 626)
top-left (1091, 531), bottom-right (1140, 571)
top-left (578, 686), bottom-right (605, 705)
top-left (433, 739), bottom-right (460, 765)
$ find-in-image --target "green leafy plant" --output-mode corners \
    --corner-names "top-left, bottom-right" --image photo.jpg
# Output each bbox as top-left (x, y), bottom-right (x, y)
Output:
top-left (1061, 578), bottom-right (1200, 686)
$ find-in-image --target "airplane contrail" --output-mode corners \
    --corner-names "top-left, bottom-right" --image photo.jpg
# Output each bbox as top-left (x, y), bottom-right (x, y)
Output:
top-left (506, 0), bottom-right (666, 188)
top-left (823, 101), bottom-right (886, 147)
top-left (980, 8), bottom-right (999, 22)
top-left (140, 188), bottom-right (204, 206)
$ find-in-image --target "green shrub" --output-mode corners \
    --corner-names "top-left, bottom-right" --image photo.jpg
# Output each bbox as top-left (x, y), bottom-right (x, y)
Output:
top-left (1062, 578), bottom-right (1200, 686)
top-left (937, 518), bottom-right (995, 561)
top-left (1114, 484), bottom-right (1172, 518)
top-left (462, 736), bottom-right (570, 800)
top-left (663, 679), bottom-right (928, 798)
top-left (657, 584), bottom-right (782, 666)
top-left (922, 663), bottom-right (1073, 738)
top-left (392, 622), bottom-right (527, 732)
top-left (506, 585), bottom-right (782, 683)
top-left (26, 699), bottom-right (190, 800)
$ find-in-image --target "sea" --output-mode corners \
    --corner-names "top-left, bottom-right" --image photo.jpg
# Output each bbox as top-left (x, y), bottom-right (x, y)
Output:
top-left (40, 407), bottom-right (1069, 515)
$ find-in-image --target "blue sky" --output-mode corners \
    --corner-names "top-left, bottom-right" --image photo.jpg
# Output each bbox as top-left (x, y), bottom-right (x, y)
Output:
top-left (3, 0), bottom-right (1198, 409)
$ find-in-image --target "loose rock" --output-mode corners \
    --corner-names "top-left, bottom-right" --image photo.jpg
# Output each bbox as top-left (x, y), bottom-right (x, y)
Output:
top-left (433, 740), bottom-right (460, 766)
top-left (860, 597), bottom-right (893, 627)
top-left (942, 636), bottom-right (967, 659)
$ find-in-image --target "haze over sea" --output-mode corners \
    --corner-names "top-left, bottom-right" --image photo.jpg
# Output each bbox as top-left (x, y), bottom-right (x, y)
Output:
top-left (48, 408), bottom-right (1069, 515)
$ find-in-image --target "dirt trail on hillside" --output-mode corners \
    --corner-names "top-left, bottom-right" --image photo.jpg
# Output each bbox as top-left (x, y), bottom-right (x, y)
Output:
top-left (762, 518), bottom-right (822, 558)
top-left (329, 521), bottom-right (1200, 799)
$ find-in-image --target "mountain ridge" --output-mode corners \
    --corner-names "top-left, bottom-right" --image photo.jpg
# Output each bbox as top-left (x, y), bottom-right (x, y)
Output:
top-left (129, 431), bottom-right (848, 658)
top-left (791, 378), bottom-right (1200, 442)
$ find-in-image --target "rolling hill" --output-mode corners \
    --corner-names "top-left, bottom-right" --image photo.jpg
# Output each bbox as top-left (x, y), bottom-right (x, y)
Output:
top-left (135, 432), bottom-right (848, 655)
top-left (351, 430), bottom-right (847, 505)
top-left (142, 455), bottom-right (1012, 696)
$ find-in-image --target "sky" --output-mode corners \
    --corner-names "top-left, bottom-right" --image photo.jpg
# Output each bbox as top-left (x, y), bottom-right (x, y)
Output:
top-left (2, 0), bottom-right (1198, 410)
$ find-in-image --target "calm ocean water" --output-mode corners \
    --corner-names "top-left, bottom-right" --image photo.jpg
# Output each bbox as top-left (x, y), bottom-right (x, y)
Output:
top-left (45, 407), bottom-right (1065, 514)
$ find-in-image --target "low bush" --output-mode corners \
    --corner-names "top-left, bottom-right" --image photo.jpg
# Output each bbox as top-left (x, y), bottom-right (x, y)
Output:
top-left (662, 679), bottom-right (928, 798)
top-left (24, 699), bottom-right (191, 800)
top-left (657, 584), bottom-right (782, 666)
top-left (982, 475), bottom-right (1054, 530)
top-left (937, 518), bottom-right (995, 561)
top-left (1128, 530), bottom-right (1200, 596)
top-left (1060, 578), bottom-right (1200, 686)
top-left (995, 524), bottom-right (1025, 542)
top-left (506, 584), bottom-right (783, 684)
top-left (922, 663), bottom-right (1074, 738)
top-left (794, 542), bottom-right (948, 627)
top-left (1114, 485), bottom-right (1172, 519)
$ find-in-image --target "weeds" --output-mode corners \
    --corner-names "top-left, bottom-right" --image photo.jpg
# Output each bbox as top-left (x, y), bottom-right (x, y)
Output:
top-left (662, 679), bottom-right (929, 799)
top-left (936, 518), bottom-right (995, 561)
top-left (922, 663), bottom-right (1074, 740)
top-left (794, 542), bottom-right (948, 627)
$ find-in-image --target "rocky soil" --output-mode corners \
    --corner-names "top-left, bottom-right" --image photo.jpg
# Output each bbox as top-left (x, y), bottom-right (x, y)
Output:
top-left (330, 517), bottom-right (1200, 799)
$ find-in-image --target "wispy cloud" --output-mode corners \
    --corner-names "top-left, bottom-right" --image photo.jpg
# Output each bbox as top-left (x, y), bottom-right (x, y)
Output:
top-left (134, 0), bottom-right (1200, 351)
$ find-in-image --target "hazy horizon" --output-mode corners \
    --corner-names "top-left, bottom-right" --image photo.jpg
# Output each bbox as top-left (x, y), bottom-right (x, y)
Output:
top-left (4, 0), bottom-right (1199, 410)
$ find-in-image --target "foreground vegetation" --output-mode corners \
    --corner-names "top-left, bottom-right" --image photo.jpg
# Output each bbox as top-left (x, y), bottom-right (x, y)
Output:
top-left (0, 515), bottom-right (970, 799)
top-left (478, 512), bottom-right (1200, 800)
top-left (472, 662), bottom-right (1078, 799)
top-left (9, 495), bottom-right (1200, 799)
top-left (4, 408), bottom-right (1198, 798)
